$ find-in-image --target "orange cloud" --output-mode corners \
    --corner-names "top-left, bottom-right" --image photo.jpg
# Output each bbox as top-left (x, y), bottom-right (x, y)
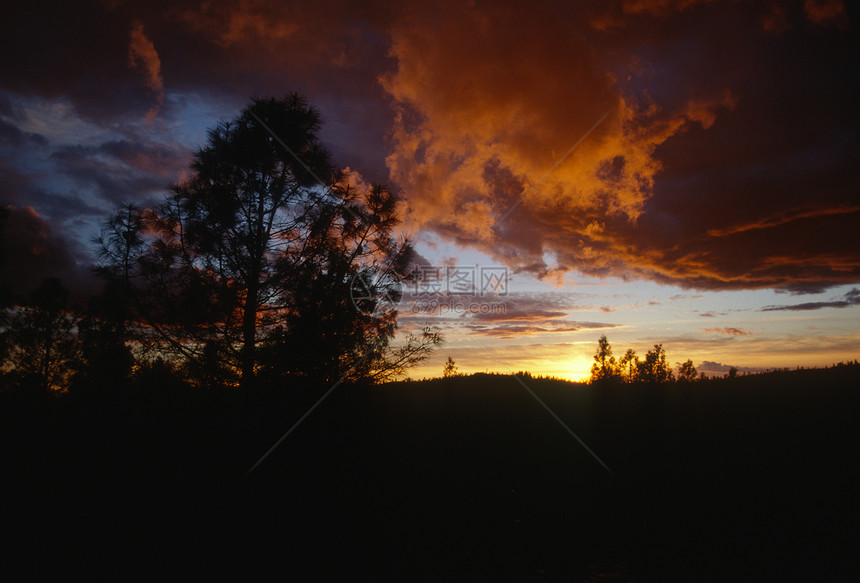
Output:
top-left (381, 1), bottom-right (734, 276)
top-left (375, 1), bottom-right (859, 293)
top-left (3, 0), bottom-right (856, 296)
top-left (166, 0), bottom-right (386, 74)
top-left (803, 0), bottom-right (849, 28)
top-left (622, 0), bottom-right (715, 16)
top-left (170, 0), bottom-right (299, 48)
top-left (761, 3), bottom-right (792, 33)
top-left (708, 204), bottom-right (860, 237)
top-left (590, 0), bottom-right (715, 30)
top-left (128, 20), bottom-right (163, 120)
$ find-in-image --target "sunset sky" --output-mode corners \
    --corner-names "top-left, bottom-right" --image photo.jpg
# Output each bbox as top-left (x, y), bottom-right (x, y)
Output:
top-left (2, 0), bottom-right (858, 380)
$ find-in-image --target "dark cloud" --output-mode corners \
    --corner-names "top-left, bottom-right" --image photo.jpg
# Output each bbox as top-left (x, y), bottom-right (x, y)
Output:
top-left (465, 320), bottom-right (617, 339)
top-left (760, 288), bottom-right (860, 311)
top-left (0, 94), bottom-right (12, 116)
top-left (700, 327), bottom-right (753, 336)
top-left (50, 139), bottom-right (191, 207)
top-left (0, 119), bottom-right (48, 148)
top-left (697, 361), bottom-right (764, 376)
top-left (470, 309), bottom-right (570, 323)
top-left (398, 290), bottom-right (617, 338)
top-left (1, 3), bottom-right (162, 122)
top-left (0, 206), bottom-right (99, 304)
top-left (1, 0), bottom-right (401, 259)
top-left (402, 291), bottom-right (556, 320)
top-left (2, 0), bottom-right (858, 295)
top-left (804, 0), bottom-right (850, 28)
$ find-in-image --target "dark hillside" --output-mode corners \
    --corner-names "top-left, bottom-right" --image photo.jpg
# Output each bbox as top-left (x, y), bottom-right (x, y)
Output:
top-left (1, 366), bottom-right (858, 580)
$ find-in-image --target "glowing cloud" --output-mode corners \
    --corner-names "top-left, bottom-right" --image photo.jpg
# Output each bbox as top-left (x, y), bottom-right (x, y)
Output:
top-left (1, 0), bottom-right (857, 296)
top-left (382, 2), bottom-right (737, 282)
top-left (377, 1), bottom-right (858, 292)
top-left (128, 20), bottom-right (164, 121)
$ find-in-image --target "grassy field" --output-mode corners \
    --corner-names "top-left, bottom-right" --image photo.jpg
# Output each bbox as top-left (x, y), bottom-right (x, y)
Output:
top-left (2, 366), bottom-right (858, 580)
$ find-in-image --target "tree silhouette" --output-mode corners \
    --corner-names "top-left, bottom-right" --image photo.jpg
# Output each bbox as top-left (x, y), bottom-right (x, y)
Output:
top-left (677, 359), bottom-right (697, 382)
top-left (71, 290), bottom-right (134, 395)
top-left (98, 95), bottom-right (438, 387)
top-left (0, 278), bottom-right (80, 393)
top-left (590, 335), bottom-right (621, 383)
top-left (619, 348), bottom-right (640, 383)
top-left (443, 356), bottom-right (459, 378)
top-left (637, 344), bottom-right (674, 383)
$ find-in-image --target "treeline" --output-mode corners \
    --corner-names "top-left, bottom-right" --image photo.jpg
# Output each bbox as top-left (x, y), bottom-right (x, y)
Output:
top-left (0, 277), bottom-right (131, 395)
top-left (589, 335), bottom-right (699, 384)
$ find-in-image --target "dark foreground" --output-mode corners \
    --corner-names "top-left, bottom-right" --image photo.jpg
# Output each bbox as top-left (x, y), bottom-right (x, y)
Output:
top-left (2, 367), bottom-right (858, 581)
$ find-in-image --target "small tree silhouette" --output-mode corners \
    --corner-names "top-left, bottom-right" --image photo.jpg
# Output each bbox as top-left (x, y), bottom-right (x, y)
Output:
top-left (636, 344), bottom-right (674, 383)
top-left (619, 348), bottom-right (640, 383)
top-left (72, 298), bottom-right (133, 395)
top-left (590, 335), bottom-right (621, 383)
top-left (443, 356), bottom-right (459, 378)
top-left (677, 359), bottom-right (697, 382)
